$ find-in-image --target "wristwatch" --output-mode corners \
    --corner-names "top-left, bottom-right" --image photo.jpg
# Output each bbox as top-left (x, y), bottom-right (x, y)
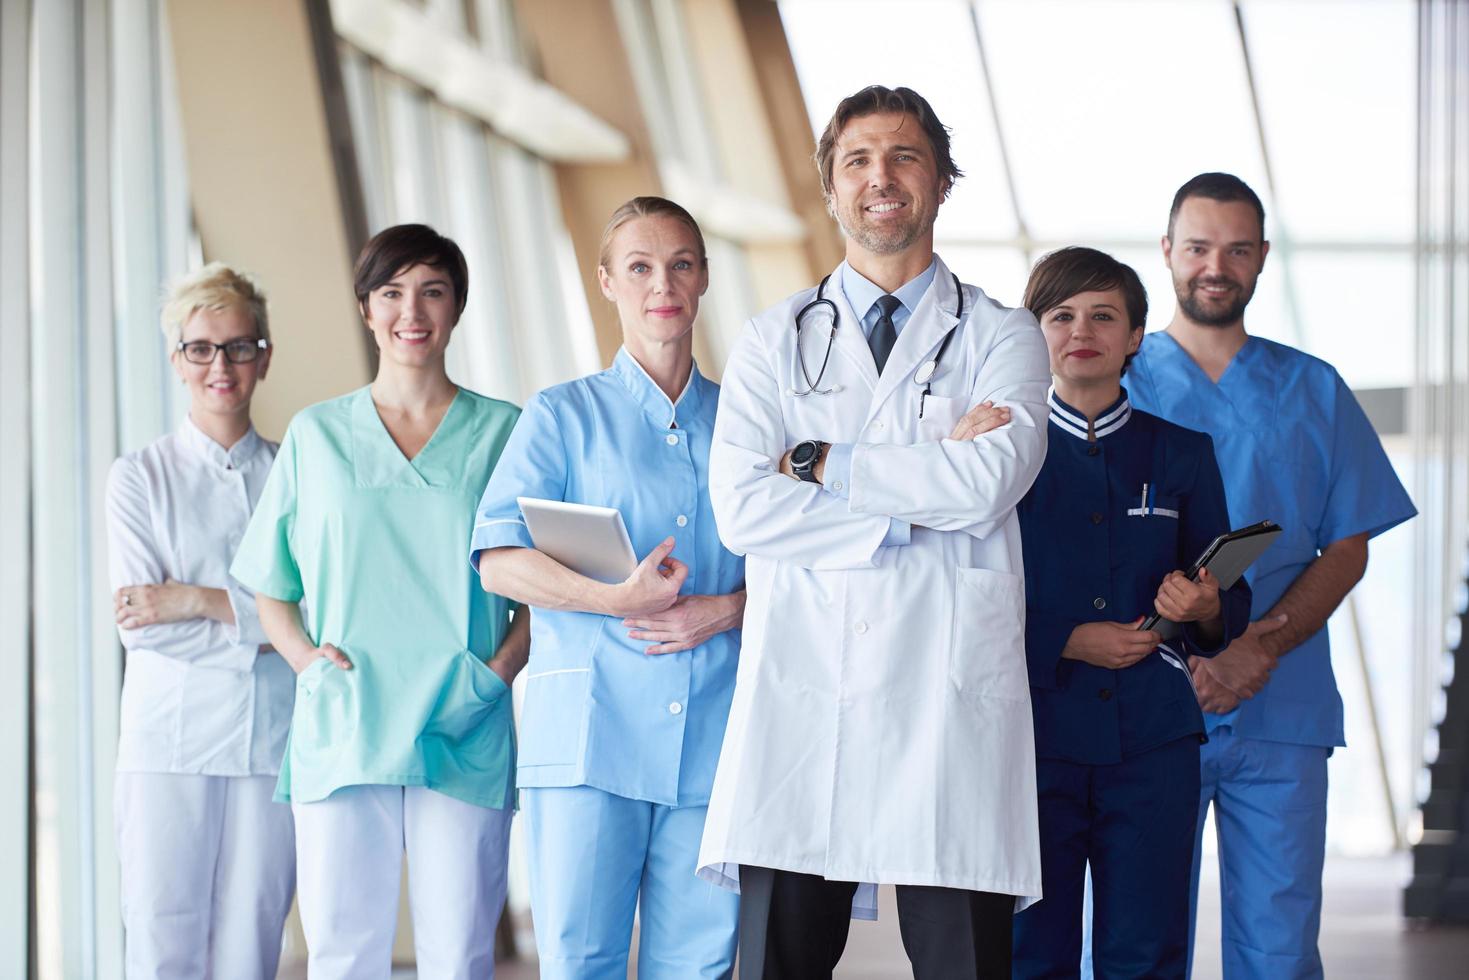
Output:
top-left (790, 439), bottom-right (827, 483)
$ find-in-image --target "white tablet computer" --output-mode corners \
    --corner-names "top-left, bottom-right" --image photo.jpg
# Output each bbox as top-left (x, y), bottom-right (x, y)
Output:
top-left (517, 497), bottom-right (638, 584)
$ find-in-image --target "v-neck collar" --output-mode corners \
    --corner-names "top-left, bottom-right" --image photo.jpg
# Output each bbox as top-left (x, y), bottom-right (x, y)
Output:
top-left (351, 385), bottom-right (464, 488)
top-left (1154, 330), bottom-right (1258, 389)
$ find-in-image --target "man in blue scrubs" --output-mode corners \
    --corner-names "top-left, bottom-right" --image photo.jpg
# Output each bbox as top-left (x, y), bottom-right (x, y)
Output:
top-left (1126, 173), bottom-right (1416, 978)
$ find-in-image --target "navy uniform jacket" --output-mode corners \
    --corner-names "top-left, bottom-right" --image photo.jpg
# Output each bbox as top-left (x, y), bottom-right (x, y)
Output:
top-left (1017, 389), bottom-right (1253, 765)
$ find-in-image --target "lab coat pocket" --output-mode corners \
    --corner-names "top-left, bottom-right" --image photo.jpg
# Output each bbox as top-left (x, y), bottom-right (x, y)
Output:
top-left (119, 649), bottom-right (184, 737)
top-left (517, 667), bottom-right (591, 768)
top-left (949, 566), bottom-right (1029, 703)
top-left (917, 394), bottom-right (965, 442)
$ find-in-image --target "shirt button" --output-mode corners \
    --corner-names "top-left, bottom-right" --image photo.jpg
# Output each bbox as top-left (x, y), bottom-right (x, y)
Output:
top-left (872, 420), bottom-right (885, 431)
top-left (1090, 512), bottom-right (1104, 525)
top-left (676, 515), bottom-right (688, 528)
top-left (1093, 597), bottom-right (1106, 610)
top-left (1087, 445), bottom-right (1100, 457)
top-left (854, 621), bottom-right (869, 635)
top-left (831, 481), bottom-right (844, 492)
top-left (668, 702), bottom-right (683, 715)
top-left (1099, 689), bottom-right (1113, 702)
top-left (665, 433), bottom-right (678, 446)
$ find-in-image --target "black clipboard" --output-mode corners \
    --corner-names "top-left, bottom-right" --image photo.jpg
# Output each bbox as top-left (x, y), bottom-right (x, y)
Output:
top-left (1139, 520), bottom-right (1282, 636)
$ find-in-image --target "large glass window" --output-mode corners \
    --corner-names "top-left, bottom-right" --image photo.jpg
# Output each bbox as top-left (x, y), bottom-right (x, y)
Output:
top-left (336, 9), bottom-right (598, 403)
top-left (781, 0), bottom-right (1420, 855)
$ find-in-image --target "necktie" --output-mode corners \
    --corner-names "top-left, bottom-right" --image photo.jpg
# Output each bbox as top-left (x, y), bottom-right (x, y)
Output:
top-left (869, 294), bottom-right (901, 374)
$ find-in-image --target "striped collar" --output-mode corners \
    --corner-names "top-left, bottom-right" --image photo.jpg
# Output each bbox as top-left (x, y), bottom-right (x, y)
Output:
top-left (1047, 388), bottom-right (1132, 442)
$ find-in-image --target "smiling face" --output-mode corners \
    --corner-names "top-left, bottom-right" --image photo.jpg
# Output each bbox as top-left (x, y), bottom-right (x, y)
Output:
top-left (172, 304), bottom-right (269, 421)
top-left (1163, 196), bottom-right (1269, 329)
top-left (828, 110), bottom-right (946, 260)
top-left (361, 262), bottom-right (459, 368)
top-left (597, 214), bottom-right (709, 351)
top-left (1040, 287), bottom-right (1143, 390)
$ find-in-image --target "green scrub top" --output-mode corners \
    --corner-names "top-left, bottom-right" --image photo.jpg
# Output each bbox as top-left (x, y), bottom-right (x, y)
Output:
top-left (231, 385), bottom-right (520, 809)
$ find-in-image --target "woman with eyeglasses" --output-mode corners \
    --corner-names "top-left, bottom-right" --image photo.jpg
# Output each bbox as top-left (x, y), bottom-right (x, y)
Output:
top-left (231, 224), bottom-right (527, 977)
top-left (107, 262), bottom-right (297, 979)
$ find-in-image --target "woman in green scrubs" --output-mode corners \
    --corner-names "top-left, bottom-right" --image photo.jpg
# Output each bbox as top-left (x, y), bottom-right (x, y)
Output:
top-left (231, 224), bottom-right (527, 978)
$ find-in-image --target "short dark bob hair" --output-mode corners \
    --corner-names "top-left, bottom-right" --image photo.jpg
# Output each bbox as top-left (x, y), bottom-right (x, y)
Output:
top-left (353, 223), bottom-right (470, 318)
top-left (1167, 172), bottom-right (1267, 242)
top-left (814, 85), bottom-right (962, 204)
top-left (1024, 246), bottom-right (1148, 373)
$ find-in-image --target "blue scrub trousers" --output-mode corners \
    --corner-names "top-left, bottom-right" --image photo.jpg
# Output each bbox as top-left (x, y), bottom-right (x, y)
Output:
top-left (1014, 736), bottom-right (1200, 979)
top-left (522, 785), bottom-right (739, 979)
top-left (1188, 728), bottom-right (1328, 980)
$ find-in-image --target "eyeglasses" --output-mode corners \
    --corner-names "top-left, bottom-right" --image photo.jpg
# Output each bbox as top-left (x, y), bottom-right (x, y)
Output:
top-left (176, 338), bottom-right (270, 365)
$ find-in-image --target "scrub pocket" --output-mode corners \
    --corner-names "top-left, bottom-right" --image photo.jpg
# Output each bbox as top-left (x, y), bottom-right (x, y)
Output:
top-left (517, 667), bottom-right (591, 767)
top-left (422, 650), bottom-right (512, 743)
top-left (949, 566), bottom-right (1029, 702)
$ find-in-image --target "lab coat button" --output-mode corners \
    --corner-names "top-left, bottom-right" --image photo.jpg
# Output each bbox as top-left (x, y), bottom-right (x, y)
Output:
top-left (1099, 689), bottom-right (1113, 701)
top-left (1090, 512), bottom-right (1104, 525)
top-left (665, 433), bottom-right (679, 446)
top-left (668, 702), bottom-right (683, 715)
top-left (872, 420), bottom-right (885, 431)
top-left (1093, 597), bottom-right (1106, 610)
top-left (676, 515), bottom-right (688, 527)
top-left (854, 621), bottom-right (869, 635)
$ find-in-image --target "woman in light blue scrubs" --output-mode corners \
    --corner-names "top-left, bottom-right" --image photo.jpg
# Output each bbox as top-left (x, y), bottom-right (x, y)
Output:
top-left (471, 197), bottom-right (744, 979)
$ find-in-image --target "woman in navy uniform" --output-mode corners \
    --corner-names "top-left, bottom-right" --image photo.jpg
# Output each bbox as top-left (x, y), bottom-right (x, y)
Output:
top-left (1008, 247), bottom-right (1252, 979)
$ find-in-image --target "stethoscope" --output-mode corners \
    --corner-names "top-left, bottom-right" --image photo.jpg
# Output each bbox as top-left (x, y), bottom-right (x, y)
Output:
top-left (789, 272), bottom-right (964, 419)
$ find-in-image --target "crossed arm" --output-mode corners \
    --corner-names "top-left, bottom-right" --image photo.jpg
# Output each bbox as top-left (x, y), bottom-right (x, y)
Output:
top-left (1191, 532), bottom-right (1369, 712)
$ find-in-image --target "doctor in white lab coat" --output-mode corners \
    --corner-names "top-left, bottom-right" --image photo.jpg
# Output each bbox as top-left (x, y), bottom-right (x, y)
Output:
top-left (107, 264), bottom-right (295, 980)
top-left (696, 85), bottom-right (1050, 980)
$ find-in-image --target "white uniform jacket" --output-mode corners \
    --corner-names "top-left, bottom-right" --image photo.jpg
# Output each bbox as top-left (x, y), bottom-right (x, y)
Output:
top-left (697, 257), bottom-right (1048, 911)
top-left (106, 418), bottom-right (294, 776)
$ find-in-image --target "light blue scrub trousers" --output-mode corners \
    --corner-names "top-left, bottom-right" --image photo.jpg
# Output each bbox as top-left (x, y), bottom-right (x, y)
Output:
top-left (1187, 728), bottom-right (1329, 980)
top-left (522, 785), bottom-right (739, 979)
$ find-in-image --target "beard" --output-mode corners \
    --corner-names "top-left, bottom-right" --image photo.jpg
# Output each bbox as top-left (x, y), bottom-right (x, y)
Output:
top-left (837, 197), bottom-right (935, 255)
top-left (1176, 274), bottom-right (1257, 327)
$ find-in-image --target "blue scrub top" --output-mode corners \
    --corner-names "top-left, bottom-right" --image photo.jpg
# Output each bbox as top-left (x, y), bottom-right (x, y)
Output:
top-left (469, 348), bottom-right (743, 807)
top-left (1128, 334), bottom-right (1417, 748)
top-left (1019, 390), bottom-right (1252, 765)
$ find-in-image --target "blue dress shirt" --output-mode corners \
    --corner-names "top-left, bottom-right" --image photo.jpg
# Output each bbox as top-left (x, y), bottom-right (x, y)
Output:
top-left (822, 260), bottom-right (938, 540)
top-left (468, 349), bottom-right (744, 806)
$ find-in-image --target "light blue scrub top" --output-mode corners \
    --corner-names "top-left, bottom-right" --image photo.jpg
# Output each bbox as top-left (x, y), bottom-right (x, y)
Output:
top-left (1127, 333), bottom-right (1416, 748)
top-left (469, 349), bottom-right (744, 807)
top-left (232, 387), bottom-right (521, 808)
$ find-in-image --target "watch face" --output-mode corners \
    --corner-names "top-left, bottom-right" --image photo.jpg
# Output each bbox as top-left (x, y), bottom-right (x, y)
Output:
top-left (791, 442), bottom-right (818, 467)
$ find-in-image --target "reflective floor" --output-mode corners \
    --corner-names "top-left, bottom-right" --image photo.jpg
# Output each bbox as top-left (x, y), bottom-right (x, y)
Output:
top-left (295, 853), bottom-right (1469, 979)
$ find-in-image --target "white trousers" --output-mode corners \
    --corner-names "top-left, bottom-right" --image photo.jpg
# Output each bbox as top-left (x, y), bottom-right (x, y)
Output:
top-left (292, 784), bottom-right (513, 980)
top-left (115, 771), bottom-right (296, 980)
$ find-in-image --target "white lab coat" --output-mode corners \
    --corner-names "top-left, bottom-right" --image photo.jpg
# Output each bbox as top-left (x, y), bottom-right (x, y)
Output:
top-left (107, 418), bottom-right (298, 978)
top-left (105, 418), bottom-right (294, 776)
top-left (696, 257), bottom-right (1048, 912)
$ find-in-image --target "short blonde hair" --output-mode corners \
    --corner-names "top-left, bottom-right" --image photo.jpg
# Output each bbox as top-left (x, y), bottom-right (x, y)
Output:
top-left (160, 262), bottom-right (270, 349)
